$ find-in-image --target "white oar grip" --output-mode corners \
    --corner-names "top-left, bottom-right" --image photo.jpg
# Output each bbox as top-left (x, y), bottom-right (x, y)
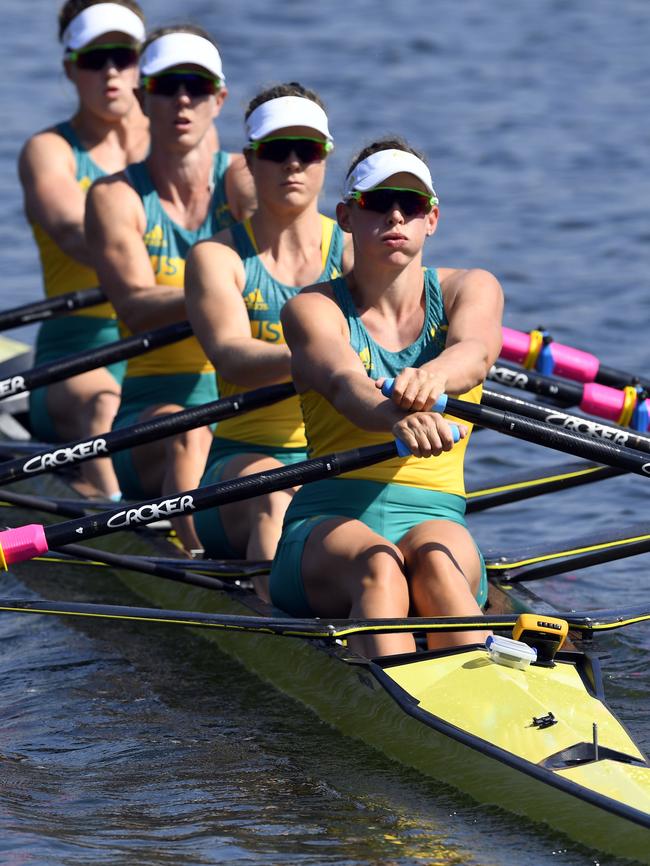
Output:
top-left (380, 378), bottom-right (459, 444)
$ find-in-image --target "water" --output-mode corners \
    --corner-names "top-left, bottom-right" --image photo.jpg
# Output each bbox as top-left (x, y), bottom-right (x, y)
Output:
top-left (1, 0), bottom-right (650, 862)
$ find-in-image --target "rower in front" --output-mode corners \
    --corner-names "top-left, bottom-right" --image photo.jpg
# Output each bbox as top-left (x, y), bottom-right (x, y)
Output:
top-left (18, 0), bottom-right (149, 499)
top-left (270, 139), bottom-right (503, 657)
top-left (85, 23), bottom-right (255, 551)
top-left (185, 83), bottom-right (351, 594)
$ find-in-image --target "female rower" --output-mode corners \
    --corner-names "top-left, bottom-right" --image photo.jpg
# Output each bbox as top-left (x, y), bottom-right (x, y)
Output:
top-left (185, 83), bottom-right (351, 591)
top-left (85, 24), bottom-right (256, 551)
top-left (271, 139), bottom-right (503, 657)
top-left (18, 0), bottom-right (148, 499)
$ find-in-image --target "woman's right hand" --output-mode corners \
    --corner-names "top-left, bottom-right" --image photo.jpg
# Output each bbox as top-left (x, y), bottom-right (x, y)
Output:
top-left (392, 412), bottom-right (466, 457)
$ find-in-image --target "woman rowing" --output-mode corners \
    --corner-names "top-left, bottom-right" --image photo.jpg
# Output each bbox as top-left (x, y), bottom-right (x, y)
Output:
top-left (85, 24), bottom-right (255, 551)
top-left (18, 0), bottom-right (148, 499)
top-left (185, 83), bottom-right (350, 591)
top-left (270, 139), bottom-right (503, 657)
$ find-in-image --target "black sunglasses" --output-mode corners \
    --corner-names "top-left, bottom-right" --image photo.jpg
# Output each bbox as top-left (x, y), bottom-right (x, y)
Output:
top-left (69, 43), bottom-right (139, 71)
top-left (141, 71), bottom-right (220, 98)
top-left (350, 186), bottom-right (436, 217)
top-left (249, 136), bottom-right (333, 164)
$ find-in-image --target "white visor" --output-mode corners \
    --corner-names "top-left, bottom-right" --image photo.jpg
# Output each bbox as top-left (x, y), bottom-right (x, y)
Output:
top-left (62, 3), bottom-right (145, 51)
top-left (343, 149), bottom-right (437, 201)
top-left (246, 96), bottom-right (332, 142)
top-left (141, 33), bottom-right (225, 81)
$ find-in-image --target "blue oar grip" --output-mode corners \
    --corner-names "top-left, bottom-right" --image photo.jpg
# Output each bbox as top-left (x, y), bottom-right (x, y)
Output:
top-left (380, 378), bottom-right (459, 444)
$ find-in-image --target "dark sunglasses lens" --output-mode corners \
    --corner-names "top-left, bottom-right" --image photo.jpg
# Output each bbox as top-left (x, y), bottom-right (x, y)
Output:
top-left (257, 139), bottom-right (326, 163)
top-left (148, 74), bottom-right (216, 97)
top-left (77, 46), bottom-right (138, 70)
top-left (359, 190), bottom-right (430, 216)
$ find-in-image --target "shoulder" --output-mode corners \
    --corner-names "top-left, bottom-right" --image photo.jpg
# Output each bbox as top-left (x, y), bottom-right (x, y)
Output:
top-left (186, 234), bottom-right (246, 290)
top-left (86, 170), bottom-right (144, 230)
top-left (438, 267), bottom-right (503, 305)
top-left (282, 280), bottom-right (345, 331)
top-left (19, 127), bottom-right (74, 177)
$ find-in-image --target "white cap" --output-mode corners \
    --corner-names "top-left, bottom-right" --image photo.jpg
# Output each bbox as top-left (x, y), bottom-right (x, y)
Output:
top-left (246, 96), bottom-right (332, 142)
top-left (141, 32), bottom-right (225, 81)
top-left (343, 149), bottom-right (437, 201)
top-left (62, 3), bottom-right (145, 51)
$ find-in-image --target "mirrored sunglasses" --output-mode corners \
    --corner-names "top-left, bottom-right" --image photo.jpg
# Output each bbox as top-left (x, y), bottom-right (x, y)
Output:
top-left (249, 136), bottom-right (333, 164)
top-left (68, 43), bottom-right (139, 71)
top-left (350, 186), bottom-right (437, 217)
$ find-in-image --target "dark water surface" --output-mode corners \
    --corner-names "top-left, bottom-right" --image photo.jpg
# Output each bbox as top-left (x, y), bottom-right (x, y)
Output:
top-left (2, 0), bottom-right (650, 863)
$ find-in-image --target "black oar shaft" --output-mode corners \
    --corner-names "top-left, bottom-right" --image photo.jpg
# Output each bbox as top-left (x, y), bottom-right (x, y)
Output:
top-left (445, 396), bottom-right (650, 475)
top-left (489, 361), bottom-right (585, 407)
top-left (43, 442), bottom-right (398, 550)
top-left (0, 320), bottom-right (192, 400)
top-left (482, 388), bottom-right (650, 454)
top-left (0, 382), bottom-right (296, 485)
top-left (0, 287), bottom-right (106, 332)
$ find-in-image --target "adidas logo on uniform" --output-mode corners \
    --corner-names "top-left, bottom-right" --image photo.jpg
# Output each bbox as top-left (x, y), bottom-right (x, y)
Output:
top-left (244, 288), bottom-right (269, 311)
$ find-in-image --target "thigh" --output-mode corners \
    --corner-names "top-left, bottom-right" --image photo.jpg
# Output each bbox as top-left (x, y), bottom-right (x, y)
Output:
top-left (301, 517), bottom-right (404, 617)
top-left (399, 519), bottom-right (482, 595)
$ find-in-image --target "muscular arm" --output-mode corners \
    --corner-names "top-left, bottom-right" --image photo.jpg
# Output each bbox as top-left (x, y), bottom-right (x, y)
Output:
top-left (85, 175), bottom-right (187, 332)
top-left (19, 131), bottom-right (94, 268)
top-left (388, 269), bottom-right (503, 412)
top-left (185, 239), bottom-right (292, 387)
top-left (282, 290), bottom-right (406, 433)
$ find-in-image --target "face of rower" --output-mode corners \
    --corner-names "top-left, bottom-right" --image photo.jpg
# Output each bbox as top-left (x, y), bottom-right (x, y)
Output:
top-left (64, 30), bottom-right (140, 120)
top-left (246, 125), bottom-right (328, 212)
top-left (337, 171), bottom-right (439, 265)
top-left (142, 63), bottom-right (226, 153)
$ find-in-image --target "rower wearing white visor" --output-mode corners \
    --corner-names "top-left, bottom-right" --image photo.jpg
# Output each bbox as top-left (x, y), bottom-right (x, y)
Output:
top-left (186, 83), bottom-right (352, 596)
top-left (18, 0), bottom-right (149, 500)
top-left (270, 138), bottom-right (504, 656)
top-left (85, 24), bottom-right (256, 552)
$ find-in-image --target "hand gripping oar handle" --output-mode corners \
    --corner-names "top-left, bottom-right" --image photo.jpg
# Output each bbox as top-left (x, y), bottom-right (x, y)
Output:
top-left (379, 378), bottom-right (460, 443)
top-left (0, 320), bottom-right (193, 401)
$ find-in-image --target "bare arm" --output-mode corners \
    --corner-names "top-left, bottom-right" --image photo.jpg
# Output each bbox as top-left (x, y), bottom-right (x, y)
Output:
top-left (185, 239), bottom-right (292, 387)
top-left (19, 131), bottom-right (94, 267)
top-left (224, 154), bottom-right (257, 222)
top-left (283, 288), bottom-right (462, 455)
top-left (85, 175), bottom-right (187, 332)
top-left (386, 268), bottom-right (504, 411)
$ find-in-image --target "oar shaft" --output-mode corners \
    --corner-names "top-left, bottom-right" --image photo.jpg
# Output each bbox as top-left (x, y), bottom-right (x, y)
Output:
top-left (0, 441), bottom-right (398, 562)
top-left (501, 325), bottom-right (650, 391)
top-left (0, 320), bottom-right (192, 401)
top-left (445, 396), bottom-right (650, 474)
top-left (0, 287), bottom-right (106, 332)
top-left (489, 361), bottom-right (650, 431)
top-left (482, 388), bottom-right (650, 454)
top-left (0, 382), bottom-right (296, 485)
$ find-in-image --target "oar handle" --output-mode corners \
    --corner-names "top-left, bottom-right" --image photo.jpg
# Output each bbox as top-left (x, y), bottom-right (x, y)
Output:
top-left (380, 378), bottom-right (459, 442)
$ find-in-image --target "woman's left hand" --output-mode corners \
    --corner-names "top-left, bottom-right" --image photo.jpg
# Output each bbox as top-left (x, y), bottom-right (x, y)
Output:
top-left (376, 367), bottom-right (446, 412)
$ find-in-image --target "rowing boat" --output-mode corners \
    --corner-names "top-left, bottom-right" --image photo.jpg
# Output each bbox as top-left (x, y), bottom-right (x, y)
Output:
top-left (0, 338), bottom-right (649, 860)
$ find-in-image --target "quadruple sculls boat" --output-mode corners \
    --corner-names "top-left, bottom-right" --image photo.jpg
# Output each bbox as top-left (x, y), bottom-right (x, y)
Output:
top-left (0, 308), bottom-right (649, 861)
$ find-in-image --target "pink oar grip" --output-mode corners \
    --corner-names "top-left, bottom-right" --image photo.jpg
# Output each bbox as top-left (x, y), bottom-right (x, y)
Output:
top-left (500, 327), bottom-right (531, 364)
top-left (580, 383), bottom-right (624, 422)
top-left (0, 524), bottom-right (48, 567)
top-left (548, 344), bottom-right (600, 383)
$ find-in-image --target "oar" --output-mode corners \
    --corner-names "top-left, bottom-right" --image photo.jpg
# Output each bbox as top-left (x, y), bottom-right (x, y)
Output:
top-left (488, 361), bottom-right (650, 432)
top-left (501, 325), bottom-right (650, 391)
top-left (0, 320), bottom-right (192, 401)
top-left (0, 382), bottom-right (296, 485)
top-left (2, 390), bottom-right (650, 568)
top-left (481, 386), bottom-right (650, 451)
top-left (0, 597), bottom-right (648, 637)
top-left (0, 287), bottom-right (107, 332)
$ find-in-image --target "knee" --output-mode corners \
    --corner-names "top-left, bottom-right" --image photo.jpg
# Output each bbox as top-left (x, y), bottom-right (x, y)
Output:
top-left (167, 426), bottom-right (211, 457)
top-left (359, 550), bottom-right (409, 603)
